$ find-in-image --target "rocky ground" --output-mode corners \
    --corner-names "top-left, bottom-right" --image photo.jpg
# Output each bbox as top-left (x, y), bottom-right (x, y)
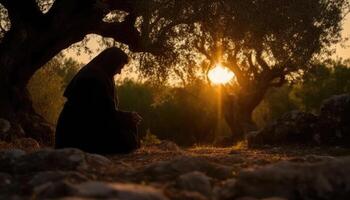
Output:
top-left (1, 141), bottom-right (350, 200)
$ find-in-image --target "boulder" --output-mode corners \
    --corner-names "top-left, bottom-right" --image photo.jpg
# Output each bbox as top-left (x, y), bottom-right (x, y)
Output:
top-left (248, 111), bottom-right (319, 146)
top-left (130, 156), bottom-right (233, 182)
top-left (0, 173), bottom-right (13, 194)
top-left (28, 171), bottom-right (88, 188)
top-left (0, 149), bottom-right (26, 172)
top-left (219, 156), bottom-right (350, 200)
top-left (213, 178), bottom-right (237, 200)
top-left (175, 171), bottom-right (212, 196)
top-left (13, 137), bottom-right (40, 152)
top-left (13, 148), bottom-right (112, 174)
top-left (167, 190), bottom-right (208, 200)
top-left (35, 181), bottom-right (169, 200)
top-left (317, 94), bottom-right (350, 146)
top-left (0, 119), bottom-right (11, 138)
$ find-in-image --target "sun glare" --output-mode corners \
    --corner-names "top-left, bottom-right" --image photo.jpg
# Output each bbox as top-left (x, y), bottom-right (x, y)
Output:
top-left (208, 64), bottom-right (235, 85)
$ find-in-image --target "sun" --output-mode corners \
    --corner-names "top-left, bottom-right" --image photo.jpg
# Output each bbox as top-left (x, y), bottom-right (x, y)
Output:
top-left (208, 64), bottom-right (235, 85)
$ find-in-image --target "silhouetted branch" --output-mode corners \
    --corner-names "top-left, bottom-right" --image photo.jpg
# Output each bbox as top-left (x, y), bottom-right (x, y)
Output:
top-left (256, 49), bottom-right (270, 71)
top-left (247, 52), bottom-right (259, 78)
top-left (92, 20), bottom-right (141, 51)
top-left (1, 0), bottom-right (43, 28)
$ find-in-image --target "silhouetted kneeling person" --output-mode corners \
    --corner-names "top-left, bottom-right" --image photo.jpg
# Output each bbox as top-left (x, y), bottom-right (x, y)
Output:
top-left (55, 47), bottom-right (142, 154)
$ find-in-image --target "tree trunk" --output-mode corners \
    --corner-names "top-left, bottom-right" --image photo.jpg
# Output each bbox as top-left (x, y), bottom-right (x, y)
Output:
top-left (222, 88), bottom-right (267, 144)
top-left (0, 26), bottom-right (85, 145)
top-left (0, 55), bottom-right (54, 145)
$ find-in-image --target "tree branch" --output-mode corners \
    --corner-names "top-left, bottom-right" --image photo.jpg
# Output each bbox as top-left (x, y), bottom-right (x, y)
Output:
top-left (255, 49), bottom-right (270, 71)
top-left (247, 52), bottom-right (259, 78)
top-left (91, 18), bottom-right (142, 52)
top-left (1, 0), bottom-right (43, 28)
top-left (225, 52), bottom-right (248, 87)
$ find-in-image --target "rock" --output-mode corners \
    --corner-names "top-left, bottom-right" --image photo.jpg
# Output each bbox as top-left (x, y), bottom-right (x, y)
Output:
top-left (131, 156), bottom-right (233, 182)
top-left (77, 182), bottom-right (168, 200)
top-left (0, 173), bottom-right (13, 193)
top-left (13, 137), bottom-right (40, 152)
top-left (54, 198), bottom-right (96, 200)
top-left (14, 148), bottom-right (112, 174)
top-left (0, 195), bottom-right (25, 200)
top-left (36, 181), bottom-right (169, 200)
top-left (154, 141), bottom-right (182, 151)
top-left (317, 94), bottom-right (350, 146)
top-left (34, 180), bottom-right (78, 198)
top-left (0, 149), bottom-right (26, 172)
top-left (168, 190), bottom-right (208, 200)
top-left (85, 153), bottom-right (113, 168)
top-left (28, 171), bottom-right (88, 188)
top-left (235, 197), bottom-right (259, 200)
top-left (0, 119), bottom-right (11, 134)
top-left (230, 157), bottom-right (350, 199)
top-left (0, 119), bottom-right (12, 141)
top-left (248, 111), bottom-right (319, 146)
top-left (213, 178), bottom-right (237, 200)
top-left (176, 171), bottom-right (212, 196)
top-left (52, 198), bottom-right (93, 200)
top-left (19, 113), bottom-right (55, 146)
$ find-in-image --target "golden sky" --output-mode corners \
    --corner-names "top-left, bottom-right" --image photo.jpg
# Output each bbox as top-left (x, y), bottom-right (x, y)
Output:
top-left (335, 14), bottom-right (350, 60)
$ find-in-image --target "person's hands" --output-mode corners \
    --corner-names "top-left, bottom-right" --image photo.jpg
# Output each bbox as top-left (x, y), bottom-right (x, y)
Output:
top-left (131, 112), bottom-right (142, 125)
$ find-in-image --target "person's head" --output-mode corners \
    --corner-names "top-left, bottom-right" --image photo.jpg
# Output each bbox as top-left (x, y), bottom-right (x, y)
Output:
top-left (89, 47), bottom-right (129, 77)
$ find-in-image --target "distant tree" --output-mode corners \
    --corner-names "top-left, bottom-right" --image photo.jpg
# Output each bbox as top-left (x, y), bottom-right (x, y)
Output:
top-left (56, 58), bottom-right (81, 89)
top-left (142, 0), bottom-right (349, 143)
top-left (117, 80), bottom-right (218, 146)
top-left (27, 57), bottom-right (65, 124)
top-left (290, 60), bottom-right (350, 113)
top-left (252, 85), bottom-right (297, 128)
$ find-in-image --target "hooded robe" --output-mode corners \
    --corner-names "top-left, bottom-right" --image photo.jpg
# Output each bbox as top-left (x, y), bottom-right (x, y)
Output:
top-left (55, 65), bottom-right (140, 154)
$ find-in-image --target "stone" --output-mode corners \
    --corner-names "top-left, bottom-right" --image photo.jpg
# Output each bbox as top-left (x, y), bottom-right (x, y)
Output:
top-left (131, 156), bottom-right (233, 182)
top-left (13, 137), bottom-right (40, 152)
top-left (248, 111), bottom-right (319, 146)
top-left (231, 156), bottom-right (350, 199)
top-left (52, 198), bottom-right (95, 200)
top-left (85, 153), bottom-right (113, 169)
top-left (168, 190), bottom-right (208, 200)
top-left (0, 173), bottom-right (13, 194)
top-left (213, 178), bottom-right (237, 200)
top-left (317, 94), bottom-right (350, 146)
top-left (19, 113), bottom-right (55, 146)
top-left (37, 181), bottom-right (169, 200)
top-left (235, 197), bottom-right (259, 200)
top-left (34, 180), bottom-right (78, 198)
top-left (28, 171), bottom-right (88, 188)
top-left (13, 148), bottom-right (112, 174)
top-left (176, 171), bottom-right (212, 196)
top-left (0, 119), bottom-right (11, 134)
top-left (76, 181), bottom-right (168, 200)
top-left (0, 149), bottom-right (26, 173)
top-left (0, 119), bottom-right (12, 141)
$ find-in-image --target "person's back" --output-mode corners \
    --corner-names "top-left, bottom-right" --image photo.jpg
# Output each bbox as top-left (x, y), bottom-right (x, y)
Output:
top-left (55, 48), bottom-right (141, 154)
